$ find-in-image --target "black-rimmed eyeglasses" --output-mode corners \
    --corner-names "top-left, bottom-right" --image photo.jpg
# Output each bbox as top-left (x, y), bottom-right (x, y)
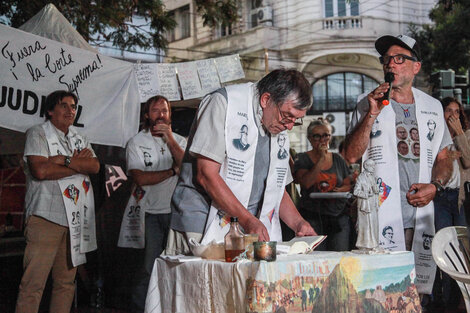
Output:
top-left (310, 133), bottom-right (331, 141)
top-left (379, 54), bottom-right (418, 65)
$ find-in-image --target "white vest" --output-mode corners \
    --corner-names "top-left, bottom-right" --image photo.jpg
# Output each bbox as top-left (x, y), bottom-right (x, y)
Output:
top-left (361, 88), bottom-right (444, 294)
top-left (42, 121), bottom-right (97, 267)
top-left (201, 83), bottom-right (289, 244)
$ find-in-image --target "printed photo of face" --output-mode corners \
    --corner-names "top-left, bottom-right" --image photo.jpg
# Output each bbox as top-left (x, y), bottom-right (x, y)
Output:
top-left (382, 226), bottom-right (395, 244)
top-left (74, 138), bottom-right (83, 152)
top-left (412, 142), bottom-right (420, 157)
top-left (396, 126), bottom-right (408, 140)
top-left (232, 124), bottom-right (250, 151)
top-left (409, 128), bottom-right (419, 141)
top-left (422, 233), bottom-right (433, 250)
top-left (370, 119), bottom-right (382, 138)
top-left (427, 119), bottom-right (436, 141)
top-left (277, 134), bottom-right (288, 160)
top-left (427, 119), bottom-right (436, 131)
top-left (397, 141), bottom-right (409, 156)
top-left (143, 151), bottom-right (152, 167)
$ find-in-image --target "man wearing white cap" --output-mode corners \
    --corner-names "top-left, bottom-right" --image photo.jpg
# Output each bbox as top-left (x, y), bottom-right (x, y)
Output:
top-left (344, 34), bottom-right (453, 295)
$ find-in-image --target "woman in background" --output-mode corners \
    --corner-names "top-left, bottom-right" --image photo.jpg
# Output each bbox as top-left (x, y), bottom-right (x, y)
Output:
top-left (294, 119), bottom-right (352, 251)
top-left (432, 97), bottom-right (470, 309)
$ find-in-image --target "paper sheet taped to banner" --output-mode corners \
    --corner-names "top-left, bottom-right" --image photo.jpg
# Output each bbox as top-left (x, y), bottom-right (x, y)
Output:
top-left (134, 54), bottom-right (244, 102)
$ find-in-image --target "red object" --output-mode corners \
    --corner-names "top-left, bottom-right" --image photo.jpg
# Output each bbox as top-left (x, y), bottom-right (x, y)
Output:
top-left (382, 99), bottom-right (390, 105)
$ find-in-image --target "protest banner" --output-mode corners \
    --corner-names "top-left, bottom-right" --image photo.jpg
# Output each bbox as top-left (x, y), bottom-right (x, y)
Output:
top-left (0, 24), bottom-right (140, 147)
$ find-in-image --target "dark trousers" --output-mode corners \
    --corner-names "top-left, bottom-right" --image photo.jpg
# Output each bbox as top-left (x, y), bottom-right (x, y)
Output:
top-left (432, 189), bottom-right (466, 308)
top-left (302, 211), bottom-right (351, 251)
top-left (131, 213), bottom-right (171, 313)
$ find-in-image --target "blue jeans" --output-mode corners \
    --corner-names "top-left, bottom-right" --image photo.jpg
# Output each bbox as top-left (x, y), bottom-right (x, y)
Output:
top-left (432, 189), bottom-right (466, 308)
top-left (131, 213), bottom-right (171, 313)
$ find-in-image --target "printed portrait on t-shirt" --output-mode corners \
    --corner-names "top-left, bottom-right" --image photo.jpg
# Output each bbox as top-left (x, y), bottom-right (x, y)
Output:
top-left (395, 122), bottom-right (419, 161)
top-left (397, 141), bottom-right (409, 156)
top-left (143, 151), bottom-right (153, 167)
top-left (232, 124), bottom-right (250, 151)
top-left (412, 142), bottom-right (420, 157)
top-left (409, 127), bottom-right (419, 141)
top-left (396, 126), bottom-right (408, 140)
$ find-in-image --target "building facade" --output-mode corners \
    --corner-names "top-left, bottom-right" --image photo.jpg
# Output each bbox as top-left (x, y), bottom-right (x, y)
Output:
top-left (163, 0), bottom-right (437, 151)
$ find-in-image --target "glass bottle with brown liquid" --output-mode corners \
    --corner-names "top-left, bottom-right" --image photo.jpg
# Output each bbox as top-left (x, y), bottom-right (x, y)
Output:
top-left (224, 217), bottom-right (245, 262)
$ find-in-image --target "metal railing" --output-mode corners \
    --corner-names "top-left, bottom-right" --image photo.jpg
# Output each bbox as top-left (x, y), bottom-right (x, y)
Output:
top-left (322, 16), bottom-right (362, 30)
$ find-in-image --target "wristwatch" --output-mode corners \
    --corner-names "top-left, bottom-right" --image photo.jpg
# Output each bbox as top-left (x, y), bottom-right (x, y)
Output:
top-left (64, 156), bottom-right (71, 167)
top-left (431, 180), bottom-right (444, 196)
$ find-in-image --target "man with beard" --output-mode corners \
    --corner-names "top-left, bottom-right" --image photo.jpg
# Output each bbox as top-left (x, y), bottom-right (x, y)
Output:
top-left (122, 95), bottom-right (186, 313)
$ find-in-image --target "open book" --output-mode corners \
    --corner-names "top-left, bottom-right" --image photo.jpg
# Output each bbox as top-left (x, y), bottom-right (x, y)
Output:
top-left (278, 236), bottom-right (327, 255)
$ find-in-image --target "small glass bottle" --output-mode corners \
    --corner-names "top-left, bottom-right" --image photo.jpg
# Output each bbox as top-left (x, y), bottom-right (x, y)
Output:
top-left (224, 217), bottom-right (245, 262)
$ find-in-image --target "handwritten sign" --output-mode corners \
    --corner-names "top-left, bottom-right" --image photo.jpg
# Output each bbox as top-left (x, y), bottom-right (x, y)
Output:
top-left (215, 54), bottom-right (245, 83)
top-left (134, 63), bottom-right (159, 103)
top-left (133, 54), bottom-right (244, 101)
top-left (175, 62), bottom-right (203, 100)
top-left (156, 63), bottom-right (180, 101)
top-left (196, 58), bottom-right (221, 95)
top-left (0, 24), bottom-right (140, 147)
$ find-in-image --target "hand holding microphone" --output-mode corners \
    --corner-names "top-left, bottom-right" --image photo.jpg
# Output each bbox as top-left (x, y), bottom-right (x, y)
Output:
top-left (381, 72), bottom-right (394, 106)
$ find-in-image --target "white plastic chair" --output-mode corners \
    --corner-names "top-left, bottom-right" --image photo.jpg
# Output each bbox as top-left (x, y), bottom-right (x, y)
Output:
top-left (432, 226), bottom-right (470, 312)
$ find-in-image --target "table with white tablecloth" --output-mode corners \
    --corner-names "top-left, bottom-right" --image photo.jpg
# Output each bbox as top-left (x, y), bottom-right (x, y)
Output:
top-left (145, 251), bottom-right (420, 313)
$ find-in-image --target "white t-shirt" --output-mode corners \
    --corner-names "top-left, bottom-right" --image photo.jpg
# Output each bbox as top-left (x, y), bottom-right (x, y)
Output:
top-left (126, 129), bottom-right (187, 214)
top-left (23, 123), bottom-right (95, 226)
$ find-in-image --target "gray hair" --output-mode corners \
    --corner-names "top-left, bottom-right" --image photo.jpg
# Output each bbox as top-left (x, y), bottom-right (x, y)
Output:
top-left (257, 69), bottom-right (312, 110)
top-left (307, 118), bottom-right (332, 137)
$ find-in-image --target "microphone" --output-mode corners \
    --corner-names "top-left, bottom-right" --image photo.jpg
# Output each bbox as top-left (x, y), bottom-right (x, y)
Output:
top-left (381, 72), bottom-right (394, 106)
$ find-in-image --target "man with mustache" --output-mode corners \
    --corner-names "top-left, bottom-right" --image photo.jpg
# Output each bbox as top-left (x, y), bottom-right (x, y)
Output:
top-left (121, 95), bottom-right (186, 313)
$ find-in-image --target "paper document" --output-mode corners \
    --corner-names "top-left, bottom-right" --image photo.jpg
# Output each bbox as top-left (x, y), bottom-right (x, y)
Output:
top-left (160, 255), bottom-right (202, 263)
top-left (278, 236), bottom-right (327, 255)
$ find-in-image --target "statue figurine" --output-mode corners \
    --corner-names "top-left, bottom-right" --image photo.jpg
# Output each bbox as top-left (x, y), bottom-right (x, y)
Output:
top-left (353, 159), bottom-right (380, 250)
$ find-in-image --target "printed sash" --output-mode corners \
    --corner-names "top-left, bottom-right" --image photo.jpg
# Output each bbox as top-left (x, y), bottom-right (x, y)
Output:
top-left (42, 121), bottom-right (96, 267)
top-left (117, 131), bottom-right (158, 248)
top-left (360, 88), bottom-right (444, 293)
top-left (201, 83), bottom-right (289, 244)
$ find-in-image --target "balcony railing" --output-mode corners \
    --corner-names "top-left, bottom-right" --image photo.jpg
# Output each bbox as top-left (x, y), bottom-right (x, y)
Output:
top-left (322, 16), bottom-right (362, 30)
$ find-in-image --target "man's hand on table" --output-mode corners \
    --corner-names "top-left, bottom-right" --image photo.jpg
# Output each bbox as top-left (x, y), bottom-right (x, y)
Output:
top-left (294, 220), bottom-right (317, 237)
